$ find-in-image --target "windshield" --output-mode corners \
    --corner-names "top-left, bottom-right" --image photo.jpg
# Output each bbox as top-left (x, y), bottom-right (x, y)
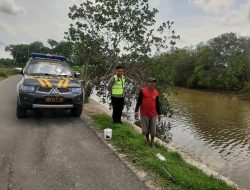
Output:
top-left (26, 59), bottom-right (72, 76)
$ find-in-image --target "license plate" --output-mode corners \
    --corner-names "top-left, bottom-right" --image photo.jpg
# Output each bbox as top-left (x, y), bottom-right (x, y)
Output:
top-left (45, 97), bottom-right (64, 103)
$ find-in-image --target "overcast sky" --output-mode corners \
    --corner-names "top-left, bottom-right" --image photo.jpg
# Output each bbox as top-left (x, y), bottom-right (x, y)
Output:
top-left (0, 0), bottom-right (250, 58)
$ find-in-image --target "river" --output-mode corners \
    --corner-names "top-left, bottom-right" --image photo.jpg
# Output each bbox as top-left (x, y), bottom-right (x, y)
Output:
top-left (167, 88), bottom-right (250, 190)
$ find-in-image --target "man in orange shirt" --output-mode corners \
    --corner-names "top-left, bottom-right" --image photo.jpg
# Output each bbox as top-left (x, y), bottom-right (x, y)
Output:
top-left (135, 78), bottom-right (161, 148)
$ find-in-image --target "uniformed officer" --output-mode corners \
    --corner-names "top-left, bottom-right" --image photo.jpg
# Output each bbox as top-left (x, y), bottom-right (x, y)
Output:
top-left (107, 65), bottom-right (125, 124)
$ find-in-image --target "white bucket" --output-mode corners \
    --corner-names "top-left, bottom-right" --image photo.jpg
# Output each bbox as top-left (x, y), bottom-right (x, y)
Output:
top-left (104, 128), bottom-right (112, 140)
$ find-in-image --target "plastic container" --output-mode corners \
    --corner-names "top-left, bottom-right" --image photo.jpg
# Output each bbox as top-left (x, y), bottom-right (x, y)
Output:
top-left (104, 128), bottom-right (112, 140)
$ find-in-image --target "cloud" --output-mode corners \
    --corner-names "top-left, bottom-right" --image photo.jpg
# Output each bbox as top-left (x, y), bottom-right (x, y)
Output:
top-left (219, 0), bottom-right (250, 25)
top-left (0, 21), bottom-right (17, 39)
top-left (177, 19), bottom-right (250, 48)
top-left (246, 1), bottom-right (250, 21)
top-left (150, 0), bottom-right (161, 7)
top-left (222, 10), bottom-right (245, 25)
top-left (188, 0), bottom-right (250, 26)
top-left (189, 0), bottom-right (236, 14)
top-left (0, 0), bottom-right (25, 15)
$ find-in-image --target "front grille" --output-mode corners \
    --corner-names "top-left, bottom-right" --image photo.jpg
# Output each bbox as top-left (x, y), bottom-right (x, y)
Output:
top-left (37, 87), bottom-right (52, 93)
top-left (58, 88), bottom-right (71, 93)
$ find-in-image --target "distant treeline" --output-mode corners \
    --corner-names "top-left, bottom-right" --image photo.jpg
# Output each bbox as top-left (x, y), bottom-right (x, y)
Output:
top-left (2, 32), bottom-right (250, 92)
top-left (0, 58), bottom-right (14, 67)
top-left (3, 40), bottom-right (74, 66)
top-left (151, 33), bottom-right (250, 91)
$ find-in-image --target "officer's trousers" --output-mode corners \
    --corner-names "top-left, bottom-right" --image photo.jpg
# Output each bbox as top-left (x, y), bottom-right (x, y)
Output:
top-left (111, 96), bottom-right (124, 123)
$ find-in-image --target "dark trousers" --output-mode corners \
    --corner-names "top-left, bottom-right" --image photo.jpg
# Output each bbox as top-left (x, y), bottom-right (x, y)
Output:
top-left (111, 96), bottom-right (124, 123)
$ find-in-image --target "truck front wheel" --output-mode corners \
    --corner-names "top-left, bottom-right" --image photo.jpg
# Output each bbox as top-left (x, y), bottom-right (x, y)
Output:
top-left (16, 104), bottom-right (27, 118)
top-left (71, 106), bottom-right (82, 117)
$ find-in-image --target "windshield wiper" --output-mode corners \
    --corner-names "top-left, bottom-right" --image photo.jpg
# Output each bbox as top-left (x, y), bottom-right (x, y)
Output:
top-left (28, 73), bottom-right (72, 77)
top-left (57, 74), bottom-right (72, 77)
top-left (38, 73), bottom-right (53, 76)
top-left (28, 73), bottom-right (54, 76)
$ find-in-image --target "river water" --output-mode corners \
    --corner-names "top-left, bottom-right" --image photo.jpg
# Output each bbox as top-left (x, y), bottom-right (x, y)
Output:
top-left (167, 88), bottom-right (250, 190)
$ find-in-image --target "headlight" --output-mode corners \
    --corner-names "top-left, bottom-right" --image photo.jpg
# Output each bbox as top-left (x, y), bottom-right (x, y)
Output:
top-left (20, 85), bottom-right (36, 93)
top-left (70, 87), bottom-right (82, 94)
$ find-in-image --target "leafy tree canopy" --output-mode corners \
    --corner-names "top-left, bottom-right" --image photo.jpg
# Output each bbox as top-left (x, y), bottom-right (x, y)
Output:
top-left (65, 0), bottom-right (179, 81)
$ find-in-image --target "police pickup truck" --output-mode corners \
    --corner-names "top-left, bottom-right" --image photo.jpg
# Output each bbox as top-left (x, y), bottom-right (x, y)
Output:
top-left (15, 53), bottom-right (84, 118)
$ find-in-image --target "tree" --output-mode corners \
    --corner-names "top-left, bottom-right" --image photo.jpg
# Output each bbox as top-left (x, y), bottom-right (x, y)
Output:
top-left (223, 55), bottom-right (249, 90)
top-left (165, 33), bottom-right (250, 90)
top-left (52, 41), bottom-right (74, 62)
top-left (187, 44), bottom-right (220, 89)
top-left (65, 0), bottom-right (179, 116)
top-left (5, 40), bottom-right (74, 65)
top-left (205, 33), bottom-right (250, 89)
top-left (0, 58), bottom-right (14, 67)
top-left (5, 41), bottom-right (49, 64)
top-left (65, 0), bottom-right (179, 85)
top-left (47, 39), bottom-right (59, 49)
top-left (208, 33), bottom-right (249, 67)
top-left (5, 44), bottom-right (30, 64)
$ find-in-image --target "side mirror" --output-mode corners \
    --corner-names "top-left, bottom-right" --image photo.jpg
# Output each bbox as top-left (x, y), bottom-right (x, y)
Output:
top-left (15, 68), bottom-right (23, 75)
top-left (73, 72), bottom-right (81, 78)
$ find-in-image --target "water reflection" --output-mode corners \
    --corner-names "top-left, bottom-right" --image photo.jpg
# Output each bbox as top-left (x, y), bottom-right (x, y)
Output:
top-left (168, 88), bottom-right (250, 189)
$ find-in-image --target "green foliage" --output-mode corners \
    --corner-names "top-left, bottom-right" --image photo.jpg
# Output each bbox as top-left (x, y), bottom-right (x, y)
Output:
top-left (223, 57), bottom-right (248, 90)
top-left (208, 33), bottom-right (250, 67)
top-left (243, 81), bottom-right (250, 91)
top-left (0, 67), bottom-right (15, 79)
top-left (66, 0), bottom-right (179, 83)
top-left (65, 0), bottom-right (179, 118)
top-left (47, 39), bottom-right (59, 49)
top-left (4, 40), bottom-right (73, 65)
top-left (0, 58), bottom-right (14, 67)
top-left (92, 114), bottom-right (237, 190)
top-left (152, 33), bottom-right (250, 91)
top-left (48, 40), bottom-right (73, 62)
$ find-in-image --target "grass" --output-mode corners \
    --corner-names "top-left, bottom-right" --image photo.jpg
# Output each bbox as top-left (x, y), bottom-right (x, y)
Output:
top-left (0, 67), bottom-right (15, 81)
top-left (92, 114), bottom-right (237, 190)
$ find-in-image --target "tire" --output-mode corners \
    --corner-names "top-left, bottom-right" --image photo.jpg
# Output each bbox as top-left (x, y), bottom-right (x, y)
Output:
top-left (71, 106), bottom-right (83, 117)
top-left (16, 104), bottom-right (27, 118)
